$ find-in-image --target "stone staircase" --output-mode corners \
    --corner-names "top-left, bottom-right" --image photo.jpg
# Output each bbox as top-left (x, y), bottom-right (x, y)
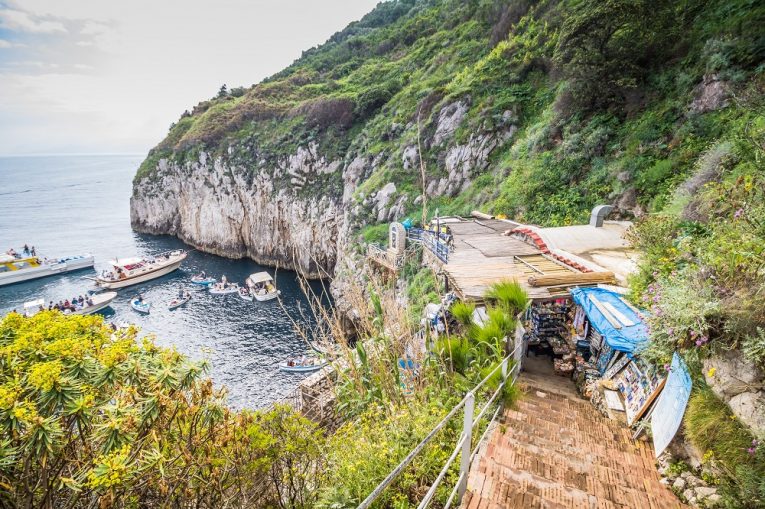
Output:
top-left (462, 371), bottom-right (685, 509)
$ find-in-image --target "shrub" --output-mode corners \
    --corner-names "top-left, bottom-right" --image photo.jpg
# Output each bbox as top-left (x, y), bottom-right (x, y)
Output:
top-left (294, 97), bottom-right (356, 130)
top-left (0, 312), bottom-right (323, 508)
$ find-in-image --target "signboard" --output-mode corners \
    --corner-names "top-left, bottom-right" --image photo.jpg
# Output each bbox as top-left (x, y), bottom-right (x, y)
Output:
top-left (604, 353), bottom-right (630, 380)
top-left (651, 353), bottom-right (692, 457)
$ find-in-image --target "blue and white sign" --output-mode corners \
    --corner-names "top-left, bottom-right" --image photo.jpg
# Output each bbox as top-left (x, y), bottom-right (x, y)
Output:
top-left (651, 353), bottom-right (692, 457)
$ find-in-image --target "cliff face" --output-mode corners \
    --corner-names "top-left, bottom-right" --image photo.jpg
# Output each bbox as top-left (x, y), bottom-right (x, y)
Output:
top-left (131, 148), bottom-right (349, 277)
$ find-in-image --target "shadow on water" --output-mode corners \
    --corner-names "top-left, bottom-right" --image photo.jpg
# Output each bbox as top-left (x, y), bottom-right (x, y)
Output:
top-left (0, 155), bottom-right (332, 409)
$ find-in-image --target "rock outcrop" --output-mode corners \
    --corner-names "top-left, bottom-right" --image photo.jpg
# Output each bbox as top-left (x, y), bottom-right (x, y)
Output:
top-left (131, 150), bottom-right (342, 278)
top-left (703, 350), bottom-right (765, 435)
top-left (131, 99), bottom-right (517, 281)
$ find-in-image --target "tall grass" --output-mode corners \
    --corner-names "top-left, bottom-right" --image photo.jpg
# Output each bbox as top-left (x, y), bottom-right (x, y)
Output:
top-left (435, 336), bottom-right (471, 374)
top-left (485, 280), bottom-right (528, 316)
top-left (450, 301), bottom-right (476, 326)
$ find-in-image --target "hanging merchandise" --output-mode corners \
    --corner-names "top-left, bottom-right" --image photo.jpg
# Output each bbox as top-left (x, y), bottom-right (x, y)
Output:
top-left (589, 328), bottom-right (603, 355)
top-left (595, 341), bottom-right (613, 373)
top-left (527, 300), bottom-right (572, 355)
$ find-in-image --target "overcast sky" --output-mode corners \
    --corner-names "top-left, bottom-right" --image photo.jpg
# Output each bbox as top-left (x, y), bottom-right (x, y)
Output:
top-left (0, 0), bottom-right (380, 155)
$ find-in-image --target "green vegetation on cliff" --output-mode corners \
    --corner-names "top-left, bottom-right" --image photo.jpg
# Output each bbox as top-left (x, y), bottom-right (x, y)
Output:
top-left (138, 0), bottom-right (763, 228)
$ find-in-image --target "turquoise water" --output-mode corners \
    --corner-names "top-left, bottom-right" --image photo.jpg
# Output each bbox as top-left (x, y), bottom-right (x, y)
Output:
top-left (0, 154), bottom-right (327, 408)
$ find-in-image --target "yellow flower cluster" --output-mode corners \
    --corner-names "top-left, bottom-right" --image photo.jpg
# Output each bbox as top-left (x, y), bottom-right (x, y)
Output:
top-left (0, 385), bottom-right (19, 409)
top-left (98, 338), bottom-right (137, 367)
top-left (87, 445), bottom-right (132, 489)
top-left (27, 360), bottom-right (63, 392)
top-left (12, 401), bottom-right (38, 424)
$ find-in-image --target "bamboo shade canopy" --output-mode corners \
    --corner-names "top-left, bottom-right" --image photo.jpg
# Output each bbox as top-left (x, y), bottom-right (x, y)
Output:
top-left (528, 271), bottom-right (616, 287)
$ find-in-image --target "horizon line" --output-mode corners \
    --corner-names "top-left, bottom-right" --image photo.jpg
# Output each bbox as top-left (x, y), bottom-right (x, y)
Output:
top-left (0, 152), bottom-right (147, 158)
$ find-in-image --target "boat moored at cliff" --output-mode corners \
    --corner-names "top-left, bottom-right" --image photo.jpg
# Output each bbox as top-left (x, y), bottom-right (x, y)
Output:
top-left (96, 250), bottom-right (187, 289)
top-left (0, 252), bottom-right (94, 287)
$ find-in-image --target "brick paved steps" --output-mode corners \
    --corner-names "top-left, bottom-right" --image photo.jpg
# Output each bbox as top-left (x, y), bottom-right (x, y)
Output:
top-left (462, 373), bottom-right (685, 509)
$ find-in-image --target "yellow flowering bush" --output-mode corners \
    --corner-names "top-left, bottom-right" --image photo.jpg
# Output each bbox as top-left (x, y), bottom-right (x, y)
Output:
top-left (0, 311), bottom-right (323, 508)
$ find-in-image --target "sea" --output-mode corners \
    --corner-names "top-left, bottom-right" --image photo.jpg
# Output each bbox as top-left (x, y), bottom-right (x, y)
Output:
top-left (0, 154), bottom-right (328, 409)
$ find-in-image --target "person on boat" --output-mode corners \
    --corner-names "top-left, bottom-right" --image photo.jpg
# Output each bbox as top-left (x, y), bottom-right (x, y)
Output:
top-left (137, 294), bottom-right (144, 303)
top-left (221, 274), bottom-right (228, 286)
top-left (178, 288), bottom-right (185, 299)
top-left (7, 248), bottom-right (18, 258)
top-left (197, 271), bottom-right (207, 279)
top-left (86, 297), bottom-right (93, 307)
top-left (30, 246), bottom-right (36, 256)
top-left (22, 244), bottom-right (29, 255)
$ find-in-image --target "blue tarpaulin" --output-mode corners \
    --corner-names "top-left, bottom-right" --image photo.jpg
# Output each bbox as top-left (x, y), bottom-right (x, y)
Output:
top-left (570, 287), bottom-right (648, 355)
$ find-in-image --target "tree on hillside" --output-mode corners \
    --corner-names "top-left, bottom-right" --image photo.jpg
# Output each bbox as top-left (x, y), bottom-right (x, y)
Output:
top-left (554, 0), bottom-right (680, 113)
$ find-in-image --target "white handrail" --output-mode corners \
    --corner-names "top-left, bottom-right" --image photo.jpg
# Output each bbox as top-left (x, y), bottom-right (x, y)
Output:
top-left (358, 341), bottom-right (522, 509)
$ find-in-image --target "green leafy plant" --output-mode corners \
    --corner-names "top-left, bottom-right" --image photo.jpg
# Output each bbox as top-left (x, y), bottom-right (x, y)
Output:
top-left (450, 301), bottom-right (476, 327)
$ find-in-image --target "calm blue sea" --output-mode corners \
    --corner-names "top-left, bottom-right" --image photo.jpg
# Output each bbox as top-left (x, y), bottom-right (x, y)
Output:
top-left (0, 154), bottom-right (327, 408)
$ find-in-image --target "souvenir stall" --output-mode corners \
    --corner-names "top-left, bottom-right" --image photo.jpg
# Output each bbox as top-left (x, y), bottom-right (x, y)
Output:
top-left (522, 297), bottom-right (576, 376)
top-left (569, 287), bottom-right (666, 425)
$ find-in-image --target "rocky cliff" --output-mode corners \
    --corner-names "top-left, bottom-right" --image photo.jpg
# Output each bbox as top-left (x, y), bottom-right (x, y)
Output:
top-left (132, 147), bottom-right (342, 277)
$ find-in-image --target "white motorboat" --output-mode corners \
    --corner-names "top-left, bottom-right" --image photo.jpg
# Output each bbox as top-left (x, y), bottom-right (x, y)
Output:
top-left (238, 286), bottom-right (253, 302)
top-left (0, 252), bottom-right (94, 287)
top-left (168, 292), bottom-right (192, 310)
top-left (23, 291), bottom-right (117, 316)
top-left (246, 272), bottom-right (280, 302)
top-left (209, 282), bottom-right (239, 295)
top-left (278, 357), bottom-right (327, 373)
top-left (73, 292), bottom-right (118, 315)
top-left (130, 298), bottom-right (151, 314)
top-left (96, 250), bottom-right (187, 289)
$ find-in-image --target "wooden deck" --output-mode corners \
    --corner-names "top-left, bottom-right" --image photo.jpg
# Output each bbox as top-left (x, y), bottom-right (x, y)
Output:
top-left (441, 220), bottom-right (583, 301)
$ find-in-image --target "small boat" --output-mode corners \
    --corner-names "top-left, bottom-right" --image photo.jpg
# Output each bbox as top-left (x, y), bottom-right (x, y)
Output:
top-left (0, 251), bottom-right (94, 287)
top-left (130, 298), bottom-right (151, 314)
top-left (209, 282), bottom-right (239, 295)
top-left (190, 275), bottom-right (216, 286)
top-left (278, 356), bottom-right (328, 373)
top-left (22, 291), bottom-right (118, 317)
top-left (168, 292), bottom-right (191, 310)
top-left (238, 286), bottom-right (253, 302)
top-left (96, 250), bottom-right (187, 289)
top-left (246, 272), bottom-right (280, 302)
top-left (73, 292), bottom-right (118, 315)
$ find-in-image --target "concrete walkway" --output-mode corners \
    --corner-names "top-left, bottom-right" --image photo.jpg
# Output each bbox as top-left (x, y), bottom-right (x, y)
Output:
top-left (462, 357), bottom-right (685, 509)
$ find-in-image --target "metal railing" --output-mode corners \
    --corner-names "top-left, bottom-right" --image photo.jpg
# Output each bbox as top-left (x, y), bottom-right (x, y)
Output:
top-left (407, 228), bottom-right (450, 263)
top-left (367, 244), bottom-right (405, 269)
top-left (358, 341), bottom-right (522, 509)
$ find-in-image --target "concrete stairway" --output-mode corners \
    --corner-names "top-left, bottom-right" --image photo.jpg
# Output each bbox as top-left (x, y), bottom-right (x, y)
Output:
top-left (462, 371), bottom-right (685, 509)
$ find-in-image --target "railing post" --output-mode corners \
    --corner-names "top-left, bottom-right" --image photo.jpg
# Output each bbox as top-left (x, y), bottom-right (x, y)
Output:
top-left (501, 356), bottom-right (508, 381)
top-left (458, 391), bottom-right (474, 501)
